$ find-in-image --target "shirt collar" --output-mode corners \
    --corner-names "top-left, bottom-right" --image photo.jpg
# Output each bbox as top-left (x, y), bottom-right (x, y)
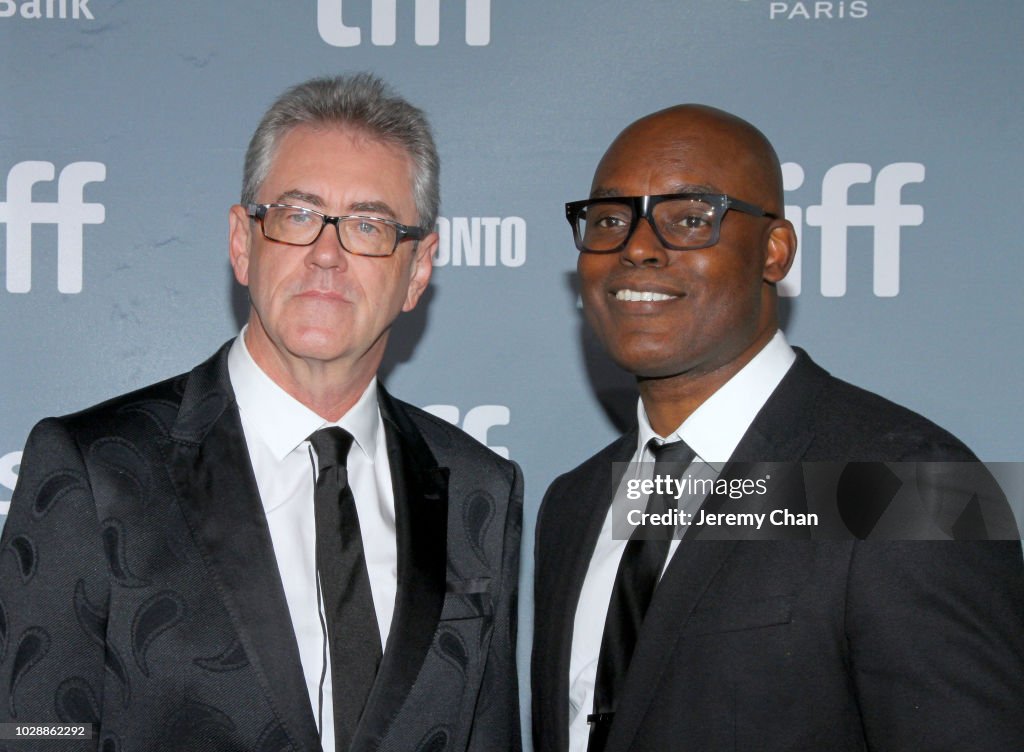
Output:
top-left (637, 330), bottom-right (796, 470)
top-left (227, 329), bottom-right (381, 461)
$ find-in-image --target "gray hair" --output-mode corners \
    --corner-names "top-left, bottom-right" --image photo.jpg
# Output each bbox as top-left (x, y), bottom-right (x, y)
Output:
top-left (241, 73), bottom-right (440, 230)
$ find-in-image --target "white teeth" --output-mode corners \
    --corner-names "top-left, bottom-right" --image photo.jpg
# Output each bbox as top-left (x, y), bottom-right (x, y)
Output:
top-left (615, 289), bottom-right (677, 302)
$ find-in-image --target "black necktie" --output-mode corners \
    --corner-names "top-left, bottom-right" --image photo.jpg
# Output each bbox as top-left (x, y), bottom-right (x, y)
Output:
top-left (309, 427), bottom-right (382, 751)
top-left (588, 439), bottom-right (696, 752)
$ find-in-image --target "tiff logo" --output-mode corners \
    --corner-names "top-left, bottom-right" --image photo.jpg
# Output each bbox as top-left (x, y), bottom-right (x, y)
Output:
top-left (434, 216), bottom-right (526, 267)
top-left (0, 451), bottom-right (20, 516)
top-left (318, 0), bottom-right (491, 46)
top-left (0, 0), bottom-right (93, 19)
top-left (0, 161), bottom-right (106, 293)
top-left (780, 162), bottom-right (924, 297)
top-left (423, 404), bottom-right (510, 458)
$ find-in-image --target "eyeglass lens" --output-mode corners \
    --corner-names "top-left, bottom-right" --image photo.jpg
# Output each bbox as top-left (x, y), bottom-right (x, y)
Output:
top-left (578, 198), bottom-right (718, 251)
top-left (261, 205), bottom-right (397, 256)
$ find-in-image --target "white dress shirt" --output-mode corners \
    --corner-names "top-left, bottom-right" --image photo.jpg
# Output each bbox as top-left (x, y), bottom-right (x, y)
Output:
top-left (566, 331), bottom-right (797, 752)
top-left (227, 331), bottom-right (398, 752)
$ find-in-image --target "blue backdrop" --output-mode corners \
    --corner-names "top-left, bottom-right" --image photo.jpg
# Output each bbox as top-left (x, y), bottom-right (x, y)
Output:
top-left (3, 0), bottom-right (1022, 738)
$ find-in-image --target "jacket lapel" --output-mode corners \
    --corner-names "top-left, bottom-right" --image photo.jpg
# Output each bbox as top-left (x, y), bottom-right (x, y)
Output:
top-left (728, 349), bottom-right (823, 465)
top-left (164, 344), bottom-right (320, 752)
top-left (349, 387), bottom-right (448, 751)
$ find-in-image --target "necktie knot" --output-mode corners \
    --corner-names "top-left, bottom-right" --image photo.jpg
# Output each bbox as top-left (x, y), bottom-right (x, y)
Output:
top-left (309, 426), bottom-right (354, 474)
top-left (647, 438), bottom-right (696, 466)
top-left (643, 439), bottom-right (696, 524)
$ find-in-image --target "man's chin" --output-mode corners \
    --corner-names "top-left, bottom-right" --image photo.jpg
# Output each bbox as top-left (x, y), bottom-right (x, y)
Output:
top-left (605, 344), bottom-right (693, 381)
top-left (268, 327), bottom-right (351, 365)
top-left (284, 341), bottom-right (351, 365)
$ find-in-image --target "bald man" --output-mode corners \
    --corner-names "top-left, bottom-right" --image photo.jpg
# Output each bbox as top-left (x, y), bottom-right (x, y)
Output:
top-left (531, 105), bottom-right (1024, 752)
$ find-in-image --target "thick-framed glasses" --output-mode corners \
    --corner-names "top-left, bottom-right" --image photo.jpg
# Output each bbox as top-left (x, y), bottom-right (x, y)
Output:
top-left (246, 203), bottom-right (425, 257)
top-left (565, 193), bottom-right (778, 253)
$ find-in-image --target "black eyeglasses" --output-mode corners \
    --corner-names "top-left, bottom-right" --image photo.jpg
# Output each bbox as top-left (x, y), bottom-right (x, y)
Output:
top-left (565, 193), bottom-right (778, 253)
top-left (246, 203), bottom-right (425, 257)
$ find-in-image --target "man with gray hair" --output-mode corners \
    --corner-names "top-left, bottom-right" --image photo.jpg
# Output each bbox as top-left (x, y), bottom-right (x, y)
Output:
top-left (0, 74), bottom-right (522, 752)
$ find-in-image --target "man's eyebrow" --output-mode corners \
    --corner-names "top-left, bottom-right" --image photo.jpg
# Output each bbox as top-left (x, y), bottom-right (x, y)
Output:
top-left (349, 200), bottom-right (397, 219)
top-left (669, 182), bottom-right (720, 194)
top-left (589, 183), bottom-right (722, 199)
top-left (271, 192), bottom-right (398, 219)
top-left (275, 190), bottom-right (325, 207)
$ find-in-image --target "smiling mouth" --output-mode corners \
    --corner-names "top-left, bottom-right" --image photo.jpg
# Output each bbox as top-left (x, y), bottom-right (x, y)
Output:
top-left (614, 289), bottom-right (680, 302)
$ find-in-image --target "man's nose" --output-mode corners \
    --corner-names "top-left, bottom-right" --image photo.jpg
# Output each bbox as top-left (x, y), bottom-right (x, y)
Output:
top-left (308, 222), bottom-right (349, 269)
top-left (620, 215), bottom-right (669, 267)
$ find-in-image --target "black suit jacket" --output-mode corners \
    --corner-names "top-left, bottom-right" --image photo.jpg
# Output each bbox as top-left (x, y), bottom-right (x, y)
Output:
top-left (0, 342), bottom-right (522, 752)
top-left (532, 350), bottom-right (1024, 751)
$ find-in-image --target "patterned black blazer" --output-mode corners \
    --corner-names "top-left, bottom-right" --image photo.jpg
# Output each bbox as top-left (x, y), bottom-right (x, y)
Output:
top-left (0, 341), bottom-right (522, 752)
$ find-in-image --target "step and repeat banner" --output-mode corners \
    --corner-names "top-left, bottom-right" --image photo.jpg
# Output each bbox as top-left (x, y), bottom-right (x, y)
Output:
top-left (2, 0), bottom-right (1022, 733)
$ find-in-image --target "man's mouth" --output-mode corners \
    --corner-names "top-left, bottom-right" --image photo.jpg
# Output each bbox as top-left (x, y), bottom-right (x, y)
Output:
top-left (297, 288), bottom-right (348, 300)
top-left (614, 289), bottom-right (679, 302)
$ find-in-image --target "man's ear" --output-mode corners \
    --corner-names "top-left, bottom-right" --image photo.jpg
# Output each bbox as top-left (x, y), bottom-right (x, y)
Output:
top-left (402, 231), bottom-right (436, 312)
top-left (763, 219), bottom-right (797, 284)
top-left (228, 204), bottom-right (253, 286)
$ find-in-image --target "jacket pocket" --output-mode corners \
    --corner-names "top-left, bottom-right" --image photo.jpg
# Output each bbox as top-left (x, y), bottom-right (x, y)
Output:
top-left (439, 580), bottom-right (492, 620)
top-left (681, 594), bottom-right (793, 636)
